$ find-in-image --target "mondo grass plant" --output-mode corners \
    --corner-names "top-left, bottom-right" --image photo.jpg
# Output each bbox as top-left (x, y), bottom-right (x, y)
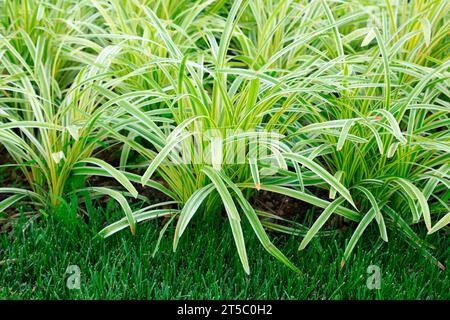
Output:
top-left (0, 1), bottom-right (167, 234)
top-left (0, 0), bottom-right (448, 274)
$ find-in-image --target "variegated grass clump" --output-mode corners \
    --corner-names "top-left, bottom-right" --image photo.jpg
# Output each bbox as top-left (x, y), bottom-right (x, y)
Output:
top-left (0, 0), bottom-right (448, 273)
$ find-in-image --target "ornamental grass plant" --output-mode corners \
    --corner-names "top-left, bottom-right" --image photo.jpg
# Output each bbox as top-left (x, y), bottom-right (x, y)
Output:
top-left (0, 0), bottom-right (448, 274)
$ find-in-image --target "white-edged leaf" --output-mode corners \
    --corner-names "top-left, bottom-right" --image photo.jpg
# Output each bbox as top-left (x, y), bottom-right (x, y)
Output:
top-left (173, 184), bottom-right (215, 250)
top-left (355, 186), bottom-right (387, 241)
top-left (0, 194), bottom-right (26, 213)
top-left (296, 119), bottom-right (357, 134)
top-left (299, 197), bottom-right (345, 250)
top-left (99, 209), bottom-right (175, 238)
top-left (342, 208), bottom-right (377, 266)
top-left (429, 213), bottom-right (450, 234)
top-left (138, 5), bottom-right (182, 58)
top-left (394, 178), bottom-right (431, 231)
top-left (81, 158), bottom-right (138, 198)
top-left (284, 153), bottom-right (357, 209)
top-left (88, 187), bottom-right (137, 236)
top-left (141, 132), bottom-right (192, 186)
top-left (211, 136), bottom-right (223, 170)
top-left (420, 18), bottom-right (431, 47)
top-left (202, 166), bottom-right (249, 274)
top-left (72, 166), bottom-right (176, 199)
top-left (329, 171), bottom-right (344, 199)
top-left (0, 187), bottom-right (44, 203)
top-left (363, 120), bottom-right (384, 154)
top-left (293, 161), bottom-right (304, 192)
top-left (66, 125), bottom-right (80, 141)
top-left (387, 141), bottom-right (399, 158)
top-left (361, 28), bottom-right (376, 47)
top-left (337, 120), bottom-right (355, 151)
top-left (216, 170), bottom-right (299, 273)
top-left (237, 183), bottom-right (360, 222)
top-left (372, 109), bottom-right (407, 144)
top-left (153, 215), bottom-right (177, 257)
top-left (249, 158), bottom-right (260, 190)
top-left (202, 166), bottom-right (240, 221)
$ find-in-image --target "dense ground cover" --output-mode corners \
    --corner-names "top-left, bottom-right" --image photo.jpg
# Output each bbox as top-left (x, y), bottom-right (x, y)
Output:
top-left (1, 207), bottom-right (448, 299)
top-left (0, 0), bottom-right (449, 299)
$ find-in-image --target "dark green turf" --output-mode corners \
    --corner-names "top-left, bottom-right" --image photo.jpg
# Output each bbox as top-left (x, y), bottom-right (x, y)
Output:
top-left (0, 202), bottom-right (449, 300)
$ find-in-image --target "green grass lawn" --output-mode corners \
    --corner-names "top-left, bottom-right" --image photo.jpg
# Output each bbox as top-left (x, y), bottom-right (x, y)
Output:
top-left (1, 204), bottom-right (448, 300)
